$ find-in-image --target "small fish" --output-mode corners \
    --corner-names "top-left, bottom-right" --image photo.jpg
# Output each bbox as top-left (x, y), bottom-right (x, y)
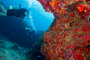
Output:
top-left (36, 55), bottom-right (41, 58)
top-left (87, 15), bottom-right (90, 25)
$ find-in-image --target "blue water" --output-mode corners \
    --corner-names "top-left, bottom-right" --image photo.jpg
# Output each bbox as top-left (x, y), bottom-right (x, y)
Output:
top-left (0, 0), bottom-right (54, 59)
top-left (0, 0), bottom-right (54, 31)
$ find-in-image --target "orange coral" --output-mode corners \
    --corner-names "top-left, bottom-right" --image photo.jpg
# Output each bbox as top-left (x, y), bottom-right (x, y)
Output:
top-left (38, 0), bottom-right (90, 60)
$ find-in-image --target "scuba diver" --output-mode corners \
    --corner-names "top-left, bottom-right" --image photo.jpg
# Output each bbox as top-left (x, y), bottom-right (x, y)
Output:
top-left (0, 4), bottom-right (29, 19)
top-left (0, 3), bottom-right (36, 32)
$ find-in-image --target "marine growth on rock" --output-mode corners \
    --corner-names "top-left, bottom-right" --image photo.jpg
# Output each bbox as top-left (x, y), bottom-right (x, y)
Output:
top-left (37, 0), bottom-right (90, 60)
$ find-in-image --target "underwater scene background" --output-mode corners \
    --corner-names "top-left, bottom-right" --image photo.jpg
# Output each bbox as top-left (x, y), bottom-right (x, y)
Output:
top-left (0, 0), bottom-right (90, 60)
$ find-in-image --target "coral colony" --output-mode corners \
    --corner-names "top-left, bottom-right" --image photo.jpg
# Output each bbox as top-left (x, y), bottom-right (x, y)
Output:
top-left (37, 0), bottom-right (90, 60)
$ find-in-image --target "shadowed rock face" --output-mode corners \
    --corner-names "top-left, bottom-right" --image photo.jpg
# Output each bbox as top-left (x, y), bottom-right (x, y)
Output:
top-left (26, 37), bottom-right (45, 60)
top-left (37, 0), bottom-right (90, 60)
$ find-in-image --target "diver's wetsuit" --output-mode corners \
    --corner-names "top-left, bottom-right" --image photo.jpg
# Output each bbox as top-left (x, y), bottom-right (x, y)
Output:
top-left (7, 8), bottom-right (26, 18)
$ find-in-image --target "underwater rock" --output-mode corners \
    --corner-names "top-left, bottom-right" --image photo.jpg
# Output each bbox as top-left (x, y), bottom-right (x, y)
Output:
top-left (26, 37), bottom-right (45, 60)
top-left (0, 35), bottom-right (26, 60)
top-left (37, 0), bottom-right (90, 60)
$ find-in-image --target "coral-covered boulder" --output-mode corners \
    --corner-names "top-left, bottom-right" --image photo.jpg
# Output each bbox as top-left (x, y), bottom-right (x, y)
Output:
top-left (37, 0), bottom-right (90, 60)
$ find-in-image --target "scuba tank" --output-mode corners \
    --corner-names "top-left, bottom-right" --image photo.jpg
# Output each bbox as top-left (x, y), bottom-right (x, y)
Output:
top-left (19, 4), bottom-right (22, 9)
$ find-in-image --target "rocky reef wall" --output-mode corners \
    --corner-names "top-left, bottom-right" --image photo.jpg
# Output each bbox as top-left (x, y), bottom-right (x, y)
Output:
top-left (37, 0), bottom-right (90, 60)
